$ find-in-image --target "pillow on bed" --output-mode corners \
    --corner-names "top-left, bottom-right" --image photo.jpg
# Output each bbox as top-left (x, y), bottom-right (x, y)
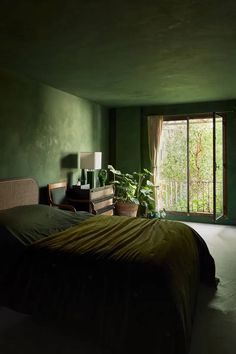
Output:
top-left (0, 204), bottom-right (93, 246)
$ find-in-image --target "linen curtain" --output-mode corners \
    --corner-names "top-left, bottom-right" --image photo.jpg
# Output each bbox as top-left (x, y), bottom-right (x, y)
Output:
top-left (147, 115), bottom-right (163, 210)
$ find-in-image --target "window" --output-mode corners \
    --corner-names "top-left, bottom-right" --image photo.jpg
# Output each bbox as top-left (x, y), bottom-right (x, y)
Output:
top-left (158, 114), bottom-right (226, 220)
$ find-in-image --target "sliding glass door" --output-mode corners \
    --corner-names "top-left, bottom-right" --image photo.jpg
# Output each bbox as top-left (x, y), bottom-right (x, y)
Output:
top-left (214, 113), bottom-right (224, 220)
top-left (158, 114), bottom-right (226, 219)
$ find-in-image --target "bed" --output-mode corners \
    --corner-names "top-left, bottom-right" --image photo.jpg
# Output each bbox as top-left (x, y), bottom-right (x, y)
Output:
top-left (0, 178), bottom-right (216, 354)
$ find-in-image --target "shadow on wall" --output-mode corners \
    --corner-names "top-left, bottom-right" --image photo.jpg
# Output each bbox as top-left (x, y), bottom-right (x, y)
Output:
top-left (39, 153), bottom-right (79, 204)
top-left (61, 153), bottom-right (79, 187)
top-left (60, 154), bottom-right (78, 170)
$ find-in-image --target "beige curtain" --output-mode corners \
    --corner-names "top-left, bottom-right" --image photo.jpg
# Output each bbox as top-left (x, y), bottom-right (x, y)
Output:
top-left (147, 115), bottom-right (163, 211)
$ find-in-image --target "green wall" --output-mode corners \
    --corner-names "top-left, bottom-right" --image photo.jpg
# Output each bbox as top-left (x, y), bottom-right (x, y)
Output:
top-left (112, 100), bottom-right (236, 224)
top-left (114, 107), bottom-right (142, 172)
top-left (0, 69), bottom-right (109, 188)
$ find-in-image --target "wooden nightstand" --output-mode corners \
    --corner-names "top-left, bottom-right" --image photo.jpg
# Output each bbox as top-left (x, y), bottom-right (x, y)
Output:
top-left (67, 185), bottom-right (115, 215)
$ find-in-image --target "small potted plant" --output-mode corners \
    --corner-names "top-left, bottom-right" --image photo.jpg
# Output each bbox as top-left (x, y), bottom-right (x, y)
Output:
top-left (98, 169), bottom-right (108, 186)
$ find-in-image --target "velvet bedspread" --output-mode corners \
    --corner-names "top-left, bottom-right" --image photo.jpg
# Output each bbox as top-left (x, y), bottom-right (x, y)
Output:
top-left (1, 215), bottom-right (215, 354)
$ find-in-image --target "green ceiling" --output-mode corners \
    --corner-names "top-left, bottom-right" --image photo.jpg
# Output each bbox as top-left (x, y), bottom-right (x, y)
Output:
top-left (1, 0), bottom-right (236, 107)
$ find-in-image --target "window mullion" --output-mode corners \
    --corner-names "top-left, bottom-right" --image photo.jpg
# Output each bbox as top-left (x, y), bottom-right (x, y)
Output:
top-left (187, 118), bottom-right (190, 214)
top-left (213, 113), bottom-right (216, 220)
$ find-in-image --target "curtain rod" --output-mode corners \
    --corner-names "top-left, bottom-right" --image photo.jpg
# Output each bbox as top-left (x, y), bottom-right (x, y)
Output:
top-left (146, 110), bottom-right (234, 119)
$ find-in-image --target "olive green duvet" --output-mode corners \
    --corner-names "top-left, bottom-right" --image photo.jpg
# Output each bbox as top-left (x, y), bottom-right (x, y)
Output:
top-left (1, 214), bottom-right (216, 354)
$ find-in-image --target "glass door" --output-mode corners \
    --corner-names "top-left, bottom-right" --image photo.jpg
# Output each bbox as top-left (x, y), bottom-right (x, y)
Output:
top-left (189, 117), bottom-right (214, 214)
top-left (213, 113), bottom-right (224, 220)
top-left (159, 114), bottom-right (226, 218)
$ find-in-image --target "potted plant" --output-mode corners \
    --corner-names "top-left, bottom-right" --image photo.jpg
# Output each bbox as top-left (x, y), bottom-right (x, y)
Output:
top-left (133, 169), bottom-right (155, 217)
top-left (108, 165), bottom-right (155, 217)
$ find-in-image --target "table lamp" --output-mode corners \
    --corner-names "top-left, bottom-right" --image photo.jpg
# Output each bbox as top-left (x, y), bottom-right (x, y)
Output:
top-left (80, 152), bottom-right (102, 188)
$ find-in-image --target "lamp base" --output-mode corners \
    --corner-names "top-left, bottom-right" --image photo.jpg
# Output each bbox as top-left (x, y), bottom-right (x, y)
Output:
top-left (81, 169), bottom-right (87, 185)
top-left (87, 170), bottom-right (95, 189)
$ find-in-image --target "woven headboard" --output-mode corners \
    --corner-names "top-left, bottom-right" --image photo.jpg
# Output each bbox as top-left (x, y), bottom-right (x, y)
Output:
top-left (0, 178), bottom-right (39, 210)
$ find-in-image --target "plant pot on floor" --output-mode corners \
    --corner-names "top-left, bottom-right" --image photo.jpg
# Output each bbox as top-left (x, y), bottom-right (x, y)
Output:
top-left (115, 201), bottom-right (139, 217)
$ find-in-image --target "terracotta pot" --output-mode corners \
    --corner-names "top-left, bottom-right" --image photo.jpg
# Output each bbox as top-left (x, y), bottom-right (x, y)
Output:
top-left (115, 201), bottom-right (139, 217)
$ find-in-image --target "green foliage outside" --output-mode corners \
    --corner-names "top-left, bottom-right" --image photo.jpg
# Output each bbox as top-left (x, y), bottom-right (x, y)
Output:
top-left (159, 118), bottom-right (223, 214)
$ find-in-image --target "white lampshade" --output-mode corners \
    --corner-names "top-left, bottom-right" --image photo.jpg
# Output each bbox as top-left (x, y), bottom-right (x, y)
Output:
top-left (80, 152), bottom-right (102, 170)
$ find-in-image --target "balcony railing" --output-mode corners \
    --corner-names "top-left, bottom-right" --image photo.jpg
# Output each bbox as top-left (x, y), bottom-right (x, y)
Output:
top-left (158, 180), bottom-right (223, 214)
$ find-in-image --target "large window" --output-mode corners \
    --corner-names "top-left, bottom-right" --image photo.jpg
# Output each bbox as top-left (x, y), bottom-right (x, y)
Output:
top-left (158, 114), bottom-right (226, 219)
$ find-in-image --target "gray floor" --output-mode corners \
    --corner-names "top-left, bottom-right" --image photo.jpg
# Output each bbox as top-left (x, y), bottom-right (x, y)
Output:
top-left (188, 222), bottom-right (236, 354)
top-left (0, 222), bottom-right (235, 353)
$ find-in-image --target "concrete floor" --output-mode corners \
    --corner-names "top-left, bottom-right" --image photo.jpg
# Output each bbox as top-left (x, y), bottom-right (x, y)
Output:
top-left (188, 222), bottom-right (236, 354)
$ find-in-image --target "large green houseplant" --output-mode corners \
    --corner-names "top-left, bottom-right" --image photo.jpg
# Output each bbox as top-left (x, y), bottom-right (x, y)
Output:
top-left (108, 165), bottom-right (155, 217)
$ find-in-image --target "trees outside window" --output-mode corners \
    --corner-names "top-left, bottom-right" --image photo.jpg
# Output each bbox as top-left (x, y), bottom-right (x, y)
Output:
top-left (158, 114), bottom-right (226, 219)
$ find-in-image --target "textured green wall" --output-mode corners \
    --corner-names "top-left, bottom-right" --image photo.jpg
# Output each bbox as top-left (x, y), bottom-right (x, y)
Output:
top-left (113, 101), bottom-right (236, 224)
top-left (114, 107), bottom-right (141, 173)
top-left (0, 69), bottom-right (109, 188)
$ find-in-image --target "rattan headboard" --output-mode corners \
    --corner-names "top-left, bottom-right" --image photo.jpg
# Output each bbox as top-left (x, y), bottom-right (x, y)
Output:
top-left (0, 178), bottom-right (39, 210)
